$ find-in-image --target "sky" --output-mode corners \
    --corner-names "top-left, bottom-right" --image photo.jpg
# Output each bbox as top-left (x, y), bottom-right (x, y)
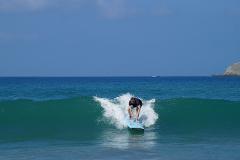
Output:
top-left (0, 0), bottom-right (239, 76)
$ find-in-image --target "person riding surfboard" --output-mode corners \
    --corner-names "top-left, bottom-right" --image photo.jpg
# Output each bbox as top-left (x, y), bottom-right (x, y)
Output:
top-left (128, 97), bottom-right (142, 120)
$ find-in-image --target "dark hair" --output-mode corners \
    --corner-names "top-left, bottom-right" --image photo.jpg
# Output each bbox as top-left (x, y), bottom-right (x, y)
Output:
top-left (129, 97), bottom-right (135, 105)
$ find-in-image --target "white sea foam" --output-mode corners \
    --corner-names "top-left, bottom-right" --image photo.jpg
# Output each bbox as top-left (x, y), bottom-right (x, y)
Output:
top-left (94, 93), bottom-right (158, 129)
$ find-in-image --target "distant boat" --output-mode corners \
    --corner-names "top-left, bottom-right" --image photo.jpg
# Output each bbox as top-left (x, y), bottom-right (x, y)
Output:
top-left (151, 76), bottom-right (157, 78)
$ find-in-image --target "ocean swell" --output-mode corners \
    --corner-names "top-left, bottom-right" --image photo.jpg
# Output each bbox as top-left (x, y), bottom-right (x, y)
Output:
top-left (0, 95), bottom-right (240, 141)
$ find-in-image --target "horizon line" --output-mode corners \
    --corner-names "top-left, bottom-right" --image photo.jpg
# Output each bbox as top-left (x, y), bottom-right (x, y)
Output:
top-left (0, 75), bottom-right (229, 78)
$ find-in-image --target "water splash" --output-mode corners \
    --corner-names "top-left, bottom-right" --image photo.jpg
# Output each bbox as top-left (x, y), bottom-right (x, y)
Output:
top-left (94, 93), bottom-right (158, 129)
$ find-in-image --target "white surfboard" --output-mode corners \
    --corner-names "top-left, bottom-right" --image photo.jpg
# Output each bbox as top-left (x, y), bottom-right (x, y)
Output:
top-left (126, 118), bottom-right (144, 130)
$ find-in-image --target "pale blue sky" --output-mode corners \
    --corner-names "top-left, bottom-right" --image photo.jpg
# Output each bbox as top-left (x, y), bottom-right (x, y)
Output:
top-left (0, 0), bottom-right (239, 76)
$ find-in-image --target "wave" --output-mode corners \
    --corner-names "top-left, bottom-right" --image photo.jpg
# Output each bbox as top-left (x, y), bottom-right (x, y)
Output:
top-left (0, 94), bottom-right (240, 141)
top-left (0, 97), bottom-right (103, 141)
top-left (155, 98), bottom-right (240, 134)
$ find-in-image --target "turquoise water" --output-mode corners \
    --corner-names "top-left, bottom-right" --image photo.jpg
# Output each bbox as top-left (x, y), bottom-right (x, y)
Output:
top-left (0, 77), bottom-right (240, 160)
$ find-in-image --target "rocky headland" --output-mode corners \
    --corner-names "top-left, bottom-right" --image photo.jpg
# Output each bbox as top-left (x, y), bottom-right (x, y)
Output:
top-left (224, 62), bottom-right (240, 76)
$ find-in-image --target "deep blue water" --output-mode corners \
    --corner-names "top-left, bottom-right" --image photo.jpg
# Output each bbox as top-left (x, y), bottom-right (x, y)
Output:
top-left (0, 76), bottom-right (239, 100)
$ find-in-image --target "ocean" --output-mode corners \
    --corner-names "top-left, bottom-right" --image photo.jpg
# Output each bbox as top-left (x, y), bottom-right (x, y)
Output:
top-left (0, 77), bottom-right (240, 160)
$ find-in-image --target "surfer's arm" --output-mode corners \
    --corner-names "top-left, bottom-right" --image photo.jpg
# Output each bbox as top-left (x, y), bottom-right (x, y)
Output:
top-left (136, 105), bottom-right (141, 120)
top-left (128, 106), bottom-right (132, 119)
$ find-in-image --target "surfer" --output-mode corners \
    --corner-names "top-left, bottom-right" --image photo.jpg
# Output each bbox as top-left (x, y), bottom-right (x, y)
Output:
top-left (128, 97), bottom-right (142, 120)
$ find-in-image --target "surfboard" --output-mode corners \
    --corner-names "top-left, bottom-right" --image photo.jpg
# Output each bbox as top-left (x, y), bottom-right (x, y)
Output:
top-left (126, 118), bottom-right (144, 130)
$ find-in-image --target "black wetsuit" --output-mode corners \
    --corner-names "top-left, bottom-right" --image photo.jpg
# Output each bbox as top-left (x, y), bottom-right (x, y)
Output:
top-left (129, 97), bottom-right (142, 108)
